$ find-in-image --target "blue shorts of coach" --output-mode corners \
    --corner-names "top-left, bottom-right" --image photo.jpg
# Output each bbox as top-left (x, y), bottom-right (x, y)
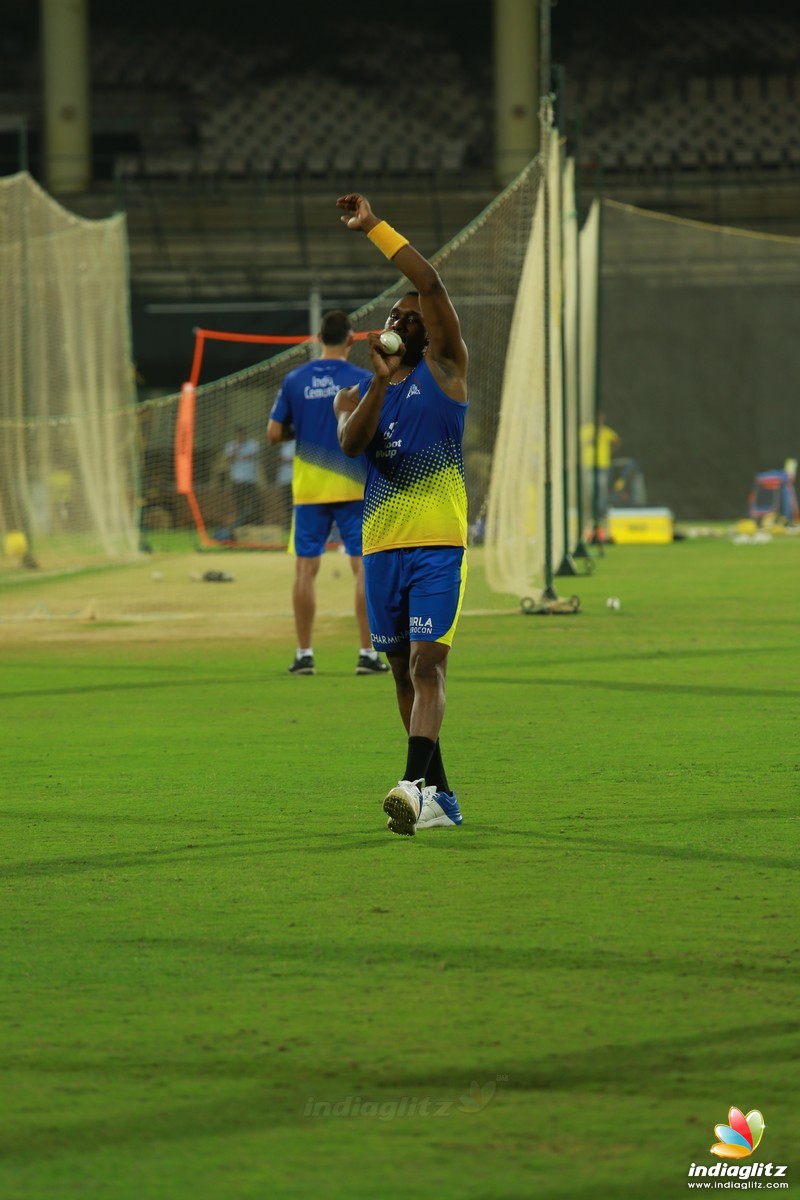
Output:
top-left (363, 546), bottom-right (468, 651)
top-left (290, 499), bottom-right (364, 558)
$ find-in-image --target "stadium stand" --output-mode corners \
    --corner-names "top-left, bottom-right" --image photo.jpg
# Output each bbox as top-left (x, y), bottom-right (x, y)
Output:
top-left (3, 7), bottom-right (800, 182)
top-left (80, 20), bottom-right (490, 182)
top-left (563, 9), bottom-right (800, 174)
top-left (3, 2), bottom-right (800, 317)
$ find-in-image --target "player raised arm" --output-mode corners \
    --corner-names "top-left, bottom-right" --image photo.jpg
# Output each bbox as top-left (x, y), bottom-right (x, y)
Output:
top-left (336, 193), bottom-right (468, 402)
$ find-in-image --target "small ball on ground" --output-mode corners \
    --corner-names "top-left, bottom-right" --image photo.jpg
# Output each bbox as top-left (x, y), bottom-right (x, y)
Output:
top-left (3, 530), bottom-right (28, 558)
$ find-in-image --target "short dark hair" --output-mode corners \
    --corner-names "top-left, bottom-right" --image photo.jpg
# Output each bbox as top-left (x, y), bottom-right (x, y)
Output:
top-left (319, 310), bottom-right (352, 346)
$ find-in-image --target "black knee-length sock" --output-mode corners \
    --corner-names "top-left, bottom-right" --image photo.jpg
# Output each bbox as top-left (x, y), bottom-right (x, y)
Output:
top-left (403, 736), bottom-right (436, 785)
top-left (425, 740), bottom-right (451, 794)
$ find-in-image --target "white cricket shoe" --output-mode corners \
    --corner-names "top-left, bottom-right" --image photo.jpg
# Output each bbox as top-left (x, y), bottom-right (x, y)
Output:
top-left (386, 782), bottom-right (432, 834)
top-left (416, 787), bottom-right (464, 829)
top-left (383, 779), bottom-right (423, 837)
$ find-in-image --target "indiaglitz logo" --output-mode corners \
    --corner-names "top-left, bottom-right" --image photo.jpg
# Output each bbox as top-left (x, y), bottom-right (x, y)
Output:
top-left (711, 1107), bottom-right (765, 1159)
top-left (686, 1105), bottom-right (789, 1188)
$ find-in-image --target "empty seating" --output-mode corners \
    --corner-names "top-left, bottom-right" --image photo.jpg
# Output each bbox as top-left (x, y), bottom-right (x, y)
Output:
top-left (1, 10), bottom-right (799, 182)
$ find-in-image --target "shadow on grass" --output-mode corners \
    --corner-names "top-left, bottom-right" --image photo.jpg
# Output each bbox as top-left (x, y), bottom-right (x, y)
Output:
top-left (1, 817), bottom-right (796, 878)
top-left (494, 827), bottom-right (798, 874)
top-left (0, 678), bottom-right (248, 702)
top-left (0, 1019), bottom-right (796, 1161)
top-left (81, 932), bottom-right (799, 982)
top-left (0, 836), bottom-right (277, 879)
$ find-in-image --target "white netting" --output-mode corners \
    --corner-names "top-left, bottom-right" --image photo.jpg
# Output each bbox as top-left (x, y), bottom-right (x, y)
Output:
top-left (0, 172), bottom-right (139, 567)
top-left (484, 123), bottom-right (584, 597)
top-left (598, 200), bottom-right (800, 518)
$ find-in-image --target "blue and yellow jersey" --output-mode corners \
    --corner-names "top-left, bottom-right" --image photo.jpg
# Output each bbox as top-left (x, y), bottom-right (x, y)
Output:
top-left (580, 422), bottom-right (619, 469)
top-left (360, 359), bottom-right (468, 556)
top-left (270, 358), bottom-right (372, 504)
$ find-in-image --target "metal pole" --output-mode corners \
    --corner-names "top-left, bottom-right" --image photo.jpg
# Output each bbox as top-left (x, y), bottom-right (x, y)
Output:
top-left (538, 0), bottom-right (559, 601)
top-left (308, 285), bottom-right (322, 358)
top-left (571, 107), bottom-right (591, 560)
top-left (19, 176), bottom-right (37, 565)
top-left (541, 127), bottom-right (556, 599)
top-left (18, 116), bottom-right (29, 173)
top-left (539, 0), bottom-right (552, 97)
top-left (591, 163), bottom-right (605, 554)
top-left (113, 157), bottom-right (125, 216)
top-left (555, 64), bottom-right (577, 578)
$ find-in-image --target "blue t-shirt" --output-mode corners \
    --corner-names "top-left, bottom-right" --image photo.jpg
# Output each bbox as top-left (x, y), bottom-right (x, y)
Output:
top-left (358, 358), bottom-right (468, 555)
top-left (270, 357), bottom-right (372, 505)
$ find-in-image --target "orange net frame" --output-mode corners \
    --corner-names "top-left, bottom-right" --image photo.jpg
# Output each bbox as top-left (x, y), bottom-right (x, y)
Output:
top-left (174, 327), bottom-right (375, 551)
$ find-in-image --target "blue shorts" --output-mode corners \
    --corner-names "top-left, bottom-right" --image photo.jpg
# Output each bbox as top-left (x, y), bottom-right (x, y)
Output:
top-left (290, 500), bottom-right (364, 558)
top-left (363, 546), bottom-right (467, 650)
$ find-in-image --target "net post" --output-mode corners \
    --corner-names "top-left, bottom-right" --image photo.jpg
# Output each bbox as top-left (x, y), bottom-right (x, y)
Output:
top-left (308, 285), bottom-right (322, 356)
top-left (188, 328), bottom-right (206, 388)
top-left (589, 161), bottom-right (606, 555)
top-left (537, 0), bottom-right (571, 601)
top-left (175, 379), bottom-right (213, 548)
top-left (17, 167), bottom-right (37, 565)
top-left (570, 105), bottom-right (592, 561)
top-left (554, 63), bottom-right (578, 580)
top-left (540, 1), bottom-right (555, 596)
top-left (18, 115), bottom-right (29, 173)
top-left (539, 89), bottom-right (560, 604)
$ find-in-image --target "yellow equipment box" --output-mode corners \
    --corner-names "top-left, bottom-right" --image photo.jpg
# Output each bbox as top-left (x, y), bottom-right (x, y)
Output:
top-left (607, 507), bottom-right (674, 545)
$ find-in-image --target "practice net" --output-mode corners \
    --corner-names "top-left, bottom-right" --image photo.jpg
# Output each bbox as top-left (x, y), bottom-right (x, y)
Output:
top-left (598, 200), bottom-right (800, 519)
top-left (0, 172), bottom-right (139, 568)
top-left (484, 122), bottom-right (599, 596)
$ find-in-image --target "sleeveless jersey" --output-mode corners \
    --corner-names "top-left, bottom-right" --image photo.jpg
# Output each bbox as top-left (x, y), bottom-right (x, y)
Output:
top-left (359, 358), bottom-right (468, 556)
top-left (270, 358), bottom-right (371, 505)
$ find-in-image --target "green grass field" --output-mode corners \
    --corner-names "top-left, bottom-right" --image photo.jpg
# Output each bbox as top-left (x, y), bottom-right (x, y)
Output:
top-left (1, 536), bottom-right (798, 1199)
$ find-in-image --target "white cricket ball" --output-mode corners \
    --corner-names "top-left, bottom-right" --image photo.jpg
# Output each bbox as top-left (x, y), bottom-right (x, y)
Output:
top-left (379, 330), bottom-right (403, 355)
top-left (606, 596), bottom-right (621, 610)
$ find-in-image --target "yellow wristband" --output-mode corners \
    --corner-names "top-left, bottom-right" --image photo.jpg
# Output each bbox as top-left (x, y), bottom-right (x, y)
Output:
top-left (367, 220), bottom-right (409, 260)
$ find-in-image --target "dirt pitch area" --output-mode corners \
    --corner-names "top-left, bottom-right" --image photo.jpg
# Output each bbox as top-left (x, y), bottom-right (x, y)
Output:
top-left (0, 550), bottom-right (353, 646)
top-left (0, 547), bottom-right (512, 646)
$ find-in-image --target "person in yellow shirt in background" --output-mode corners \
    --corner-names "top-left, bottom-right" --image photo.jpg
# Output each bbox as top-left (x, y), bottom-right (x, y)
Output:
top-left (580, 411), bottom-right (622, 521)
